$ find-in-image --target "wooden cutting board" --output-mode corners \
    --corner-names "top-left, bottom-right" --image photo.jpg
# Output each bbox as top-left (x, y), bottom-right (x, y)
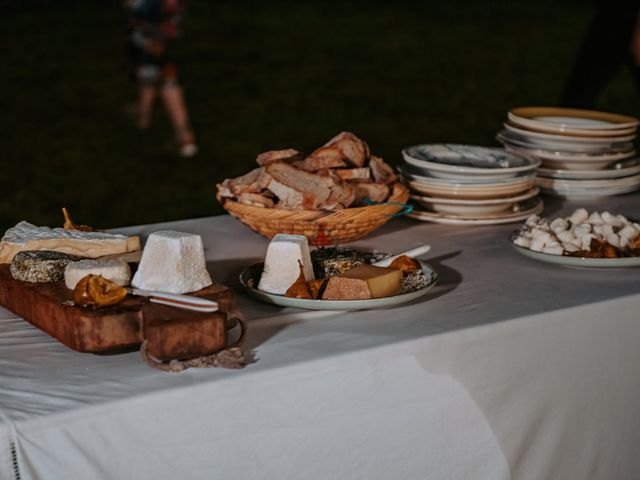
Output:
top-left (0, 265), bottom-right (237, 361)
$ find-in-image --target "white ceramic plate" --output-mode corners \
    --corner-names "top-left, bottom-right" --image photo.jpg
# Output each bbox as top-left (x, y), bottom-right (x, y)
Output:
top-left (512, 243), bottom-right (640, 268)
top-left (401, 144), bottom-right (540, 180)
top-left (397, 163), bottom-right (535, 186)
top-left (537, 181), bottom-right (640, 198)
top-left (538, 185), bottom-right (640, 198)
top-left (536, 173), bottom-right (640, 189)
top-left (410, 187), bottom-right (540, 216)
top-left (239, 261), bottom-right (438, 311)
top-left (504, 145), bottom-right (635, 162)
top-left (504, 122), bottom-right (636, 144)
top-left (504, 145), bottom-right (636, 171)
top-left (497, 132), bottom-right (634, 155)
top-left (538, 159), bottom-right (640, 180)
top-left (402, 174), bottom-right (536, 199)
top-left (407, 197), bottom-right (544, 225)
top-left (508, 113), bottom-right (637, 137)
top-left (508, 106), bottom-right (640, 131)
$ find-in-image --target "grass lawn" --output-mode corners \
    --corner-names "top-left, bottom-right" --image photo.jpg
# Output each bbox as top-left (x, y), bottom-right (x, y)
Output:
top-left (1, 0), bottom-right (638, 232)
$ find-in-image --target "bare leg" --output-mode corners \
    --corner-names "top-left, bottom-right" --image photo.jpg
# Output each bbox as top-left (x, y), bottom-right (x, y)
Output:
top-left (160, 82), bottom-right (197, 156)
top-left (138, 84), bottom-right (157, 130)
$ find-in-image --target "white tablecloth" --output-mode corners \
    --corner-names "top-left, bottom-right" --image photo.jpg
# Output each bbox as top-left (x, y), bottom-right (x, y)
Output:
top-left (1, 194), bottom-right (639, 480)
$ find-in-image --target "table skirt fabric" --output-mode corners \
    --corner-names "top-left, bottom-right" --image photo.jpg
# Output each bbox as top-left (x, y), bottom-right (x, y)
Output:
top-left (1, 194), bottom-right (639, 479)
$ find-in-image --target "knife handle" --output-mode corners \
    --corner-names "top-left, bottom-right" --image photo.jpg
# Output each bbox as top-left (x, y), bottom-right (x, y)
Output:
top-left (373, 244), bottom-right (432, 267)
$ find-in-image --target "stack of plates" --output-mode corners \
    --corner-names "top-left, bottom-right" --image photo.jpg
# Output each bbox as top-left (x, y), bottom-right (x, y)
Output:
top-left (399, 144), bottom-right (543, 225)
top-left (497, 107), bottom-right (640, 198)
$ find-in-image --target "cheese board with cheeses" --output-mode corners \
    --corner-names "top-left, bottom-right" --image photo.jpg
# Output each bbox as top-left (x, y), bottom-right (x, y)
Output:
top-left (0, 211), bottom-right (249, 368)
top-left (0, 264), bottom-right (239, 359)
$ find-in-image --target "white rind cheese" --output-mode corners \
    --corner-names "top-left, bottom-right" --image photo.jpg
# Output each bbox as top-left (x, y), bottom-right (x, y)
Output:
top-left (0, 221), bottom-right (141, 263)
top-left (258, 234), bottom-right (315, 295)
top-left (64, 259), bottom-right (132, 290)
top-left (131, 230), bottom-right (212, 294)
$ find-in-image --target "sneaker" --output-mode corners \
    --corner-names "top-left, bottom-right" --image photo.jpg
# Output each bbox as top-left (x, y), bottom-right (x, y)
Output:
top-left (177, 128), bottom-right (198, 157)
top-left (179, 142), bottom-right (198, 157)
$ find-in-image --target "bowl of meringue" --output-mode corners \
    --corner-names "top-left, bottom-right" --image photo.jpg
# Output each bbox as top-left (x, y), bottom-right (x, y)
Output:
top-left (511, 208), bottom-right (640, 267)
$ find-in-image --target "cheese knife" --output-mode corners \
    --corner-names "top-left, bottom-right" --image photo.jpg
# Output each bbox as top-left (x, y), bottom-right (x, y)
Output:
top-left (372, 244), bottom-right (432, 267)
top-left (127, 288), bottom-right (219, 313)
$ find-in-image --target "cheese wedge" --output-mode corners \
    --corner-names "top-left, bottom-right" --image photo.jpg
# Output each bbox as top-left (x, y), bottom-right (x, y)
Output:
top-left (322, 264), bottom-right (402, 300)
top-left (0, 221), bottom-right (140, 264)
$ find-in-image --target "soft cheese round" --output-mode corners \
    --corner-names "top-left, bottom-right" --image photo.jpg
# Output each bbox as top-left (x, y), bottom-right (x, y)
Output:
top-left (64, 259), bottom-right (131, 290)
top-left (10, 250), bottom-right (81, 283)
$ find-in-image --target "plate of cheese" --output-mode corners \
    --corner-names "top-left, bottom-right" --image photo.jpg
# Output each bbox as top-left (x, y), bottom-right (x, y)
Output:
top-left (240, 235), bottom-right (438, 310)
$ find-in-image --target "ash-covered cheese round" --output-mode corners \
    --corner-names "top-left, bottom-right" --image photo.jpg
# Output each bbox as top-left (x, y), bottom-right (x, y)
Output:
top-left (10, 250), bottom-right (81, 283)
top-left (64, 259), bottom-right (131, 290)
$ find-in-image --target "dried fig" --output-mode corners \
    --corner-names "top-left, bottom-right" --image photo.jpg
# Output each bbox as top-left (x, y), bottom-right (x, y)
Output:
top-left (74, 274), bottom-right (127, 308)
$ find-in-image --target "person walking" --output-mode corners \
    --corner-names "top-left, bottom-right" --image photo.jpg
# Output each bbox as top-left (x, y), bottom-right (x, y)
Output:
top-left (126, 0), bottom-right (198, 157)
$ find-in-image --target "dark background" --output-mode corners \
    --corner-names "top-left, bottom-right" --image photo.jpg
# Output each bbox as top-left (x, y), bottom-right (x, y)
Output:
top-left (1, 0), bottom-right (638, 232)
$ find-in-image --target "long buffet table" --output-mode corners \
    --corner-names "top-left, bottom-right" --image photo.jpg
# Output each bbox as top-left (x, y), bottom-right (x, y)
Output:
top-left (1, 193), bottom-right (639, 480)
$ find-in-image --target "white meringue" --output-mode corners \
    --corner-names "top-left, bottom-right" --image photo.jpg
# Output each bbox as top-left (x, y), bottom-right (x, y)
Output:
top-left (569, 208), bottom-right (589, 225)
top-left (619, 225), bottom-right (638, 240)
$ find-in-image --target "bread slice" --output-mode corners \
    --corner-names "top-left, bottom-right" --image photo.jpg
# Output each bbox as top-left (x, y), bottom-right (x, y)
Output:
top-left (335, 168), bottom-right (371, 181)
top-left (217, 167), bottom-right (274, 199)
top-left (324, 182), bottom-right (355, 210)
top-left (237, 192), bottom-right (275, 208)
top-left (266, 162), bottom-right (354, 210)
top-left (256, 148), bottom-right (301, 166)
top-left (267, 179), bottom-right (306, 209)
top-left (352, 182), bottom-right (390, 206)
top-left (324, 131), bottom-right (370, 167)
top-left (0, 222), bottom-right (141, 263)
top-left (294, 146), bottom-right (347, 172)
top-left (369, 155), bottom-right (398, 184)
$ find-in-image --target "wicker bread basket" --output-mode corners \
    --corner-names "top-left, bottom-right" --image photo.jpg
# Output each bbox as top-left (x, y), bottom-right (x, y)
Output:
top-left (218, 182), bottom-right (410, 246)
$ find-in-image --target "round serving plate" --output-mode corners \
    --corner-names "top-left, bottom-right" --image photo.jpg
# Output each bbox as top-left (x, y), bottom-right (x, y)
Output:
top-left (504, 145), bottom-right (635, 163)
top-left (239, 261), bottom-right (438, 311)
top-left (497, 132), bottom-right (634, 155)
top-left (396, 163), bottom-right (535, 186)
top-left (503, 122), bottom-right (636, 144)
top-left (407, 197), bottom-right (544, 225)
top-left (512, 243), bottom-right (640, 268)
top-left (537, 159), bottom-right (640, 180)
top-left (410, 187), bottom-right (539, 216)
top-left (508, 107), bottom-right (640, 132)
top-left (505, 146), bottom-right (636, 171)
top-left (507, 114), bottom-right (637, 137)
top-left (508, 120), bottom-right (637, 138)
top-left (401, 144), bottom-right (539, 180)
top-left (402, 175), bottom-right (536, 199)
top-left (537, 181), bottom-right (640, 198)
top-left (536, 173), bottom-right (640, 190)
